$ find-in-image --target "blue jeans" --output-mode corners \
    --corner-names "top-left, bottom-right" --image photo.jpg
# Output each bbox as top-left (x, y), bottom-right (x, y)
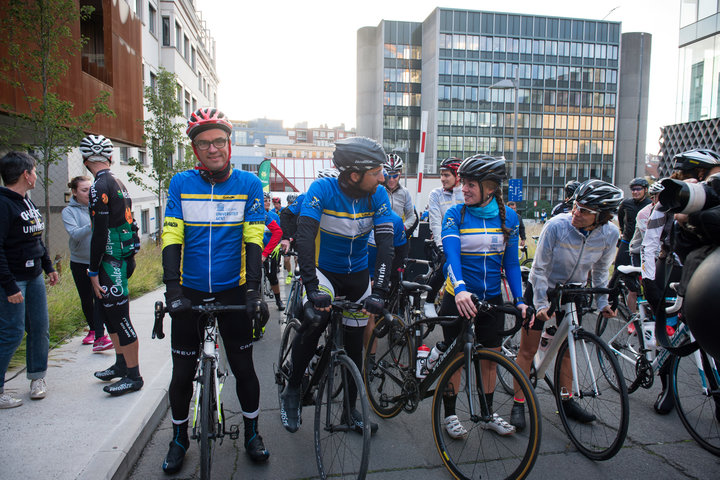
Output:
top-left (0, 274), bottom-right (49, 390)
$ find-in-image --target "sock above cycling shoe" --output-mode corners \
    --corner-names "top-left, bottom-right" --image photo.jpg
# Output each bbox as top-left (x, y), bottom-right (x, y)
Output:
top-left (244, 417), bottom-right (270, 463)
top-left (510, 399), bottom-right (526, 431)
top-left (162, 421), bottom-right (189, 474)
top-left (103, 375), bottom-right (144, 396)
top-left (94, 360), bottom-right (127, 381)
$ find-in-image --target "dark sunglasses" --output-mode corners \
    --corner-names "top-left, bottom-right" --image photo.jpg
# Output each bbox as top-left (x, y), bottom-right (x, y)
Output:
top-left (386, 173), bottom-right (400, 179)
top-left (630, 187), bottom-right (645, 192)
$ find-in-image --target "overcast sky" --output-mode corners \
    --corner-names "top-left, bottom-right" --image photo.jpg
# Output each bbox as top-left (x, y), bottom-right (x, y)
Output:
top-left (195, 0), bottom-right (680, 153)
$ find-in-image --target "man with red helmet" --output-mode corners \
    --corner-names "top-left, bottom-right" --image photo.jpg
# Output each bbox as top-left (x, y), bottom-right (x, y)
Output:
top-left (422, 157), bottom-right (464, 317)
top-left (161, 108), bottom-right (270, 473)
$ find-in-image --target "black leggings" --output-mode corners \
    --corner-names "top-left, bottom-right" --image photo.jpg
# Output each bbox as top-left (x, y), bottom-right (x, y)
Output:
top-left (69, 261), bottom-right (104, 337)
top-left (439, 292), bottom-right (504, 348)
top-left (263, 255), bottom-right (279, 286)
top-left (168, 285), bottom-right (260, 421)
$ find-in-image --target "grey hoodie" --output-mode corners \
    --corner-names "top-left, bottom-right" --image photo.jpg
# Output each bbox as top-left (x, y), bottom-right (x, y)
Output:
top-left (62, 197), bottom-right (91, 264)
top-left (529, 213), bottom-right (619, 312)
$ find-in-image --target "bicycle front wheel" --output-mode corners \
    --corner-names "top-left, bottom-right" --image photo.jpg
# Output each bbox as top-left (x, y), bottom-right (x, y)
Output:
top-left (363, 314), bottom-right (411, 418)
top-left (199, 358), bottom-right (217, 480)
top-left (554, 329), bottom-right (629, 460)
top-left (315, 353), bottom-right (371, 479)
top-left (670, 350), bottom-right (720, 456)
top-left (432, 348), bottom-right (541, 480)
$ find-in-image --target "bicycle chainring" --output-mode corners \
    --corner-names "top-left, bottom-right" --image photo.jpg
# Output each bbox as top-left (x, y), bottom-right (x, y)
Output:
top-left (401, 377), bottom-right (420, 413)
top-left (635, 356), bottom-right (654, 389)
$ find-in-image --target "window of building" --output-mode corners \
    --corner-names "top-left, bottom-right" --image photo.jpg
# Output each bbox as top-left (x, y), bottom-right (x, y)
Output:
top-left (175, 22), bottom-right (182, 50)
top-left (184, 35), bottom-right (189, 61)
top-left (162, 16), bottom-right (170, 46)
top-left (149, 5), bottom-right (157, 35)
top-left (80, 0), bottom-right (112, 85)
top-left (119, 146), bottom-right (129, 164)
top-left (141, 209), bottom-right (149, 234)
top-left (149, 71), bottom-right (157, 91)
top-left (138, 149), bottom-right (147, 165)
top-left (191, 46), bottom-right (196, 69)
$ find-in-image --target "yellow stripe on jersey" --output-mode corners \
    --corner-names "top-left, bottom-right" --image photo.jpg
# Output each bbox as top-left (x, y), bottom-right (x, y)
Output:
top-left (459, 227), bottom-right (503, 234)
top-left (184, 222), bottom-right (245, 227)
top-left (244, 221), bottom-right (264, 248)
top-left (323, 209), bottom-right (375, 219)
top-left (162, 216), bottom-right (184, 247)
top-left (180, 193), bottom-right (248, 201)
top-left (319, 228), bottom-right (369, 241)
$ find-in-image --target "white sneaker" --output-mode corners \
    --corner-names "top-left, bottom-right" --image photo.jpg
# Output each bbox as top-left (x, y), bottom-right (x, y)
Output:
top-left (30, 378), bottom-right (47, 400)
top-left (480, 413), bottom-right (515, 436)
top-left (444, 415), bottom-right (468, 439)
top-left (0, 393), bottom-right (23, 409)
top-left (424, 302), bottom-right (438, 318)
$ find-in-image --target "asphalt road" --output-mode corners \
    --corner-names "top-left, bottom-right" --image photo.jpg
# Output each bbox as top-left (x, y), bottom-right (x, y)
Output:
top-left (129, 283), bottom-right (719, 479)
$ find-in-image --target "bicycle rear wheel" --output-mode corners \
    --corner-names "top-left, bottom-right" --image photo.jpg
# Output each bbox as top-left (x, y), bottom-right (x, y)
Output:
top-left (315, 353), bottom-right (371, 479)
top-left (595, 312), bottom-right (644, 394)
top-left (554, 329), bottom-right (629, 460)
top-left (276, 318), bottom-right (301, 406)
top-left (199, 358), bottom-right (217, 480)
top-left (432, 348), bottom-right (541, 480)
top-left (670, 350), bottom-right (720, 456)
top-left (363, 314), bottom-right (411, 418)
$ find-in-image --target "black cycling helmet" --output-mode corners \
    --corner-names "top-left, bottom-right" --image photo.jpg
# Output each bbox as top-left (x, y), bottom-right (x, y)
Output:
top-left (439, 157), bottom-right (462, 175)
top-left (672, 148), bottom-right (720, 171)
top-left (572, 179), bottom-right (624, 213)
top-left (683, 247), bottom-right (720, 361)
top-left (332, 137), bottom-right (386, 174)
top-left (564, 180), bottom-right (581, 198)
top-left (457, 154), bottom-right (506, 184)
top-left (629, 177), bottom-right (649, 189)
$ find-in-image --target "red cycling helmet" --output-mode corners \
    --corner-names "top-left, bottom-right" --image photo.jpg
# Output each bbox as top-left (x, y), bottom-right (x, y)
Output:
top-left (186, 108), bottom-right (233, 140)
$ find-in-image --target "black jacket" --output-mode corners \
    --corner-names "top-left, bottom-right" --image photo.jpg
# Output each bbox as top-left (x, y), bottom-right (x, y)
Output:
top-left (618, 196), bottom-right (651, 241)
top-left (0, 187), bottom-right (54, 296)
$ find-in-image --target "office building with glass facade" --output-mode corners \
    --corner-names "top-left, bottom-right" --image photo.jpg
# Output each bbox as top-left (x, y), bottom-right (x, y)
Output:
top-left (659, 0), bottom-right (720, 175)
top-left (358, 8), bottom-right (647, 205)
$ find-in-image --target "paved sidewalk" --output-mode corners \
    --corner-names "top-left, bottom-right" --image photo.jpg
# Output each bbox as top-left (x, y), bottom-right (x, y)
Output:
top-left (0, 287), bottom-right (170, 480)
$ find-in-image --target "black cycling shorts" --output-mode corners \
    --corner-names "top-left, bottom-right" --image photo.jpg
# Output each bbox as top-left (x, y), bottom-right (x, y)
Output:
top-left (439, 292), bottom-right (504, 348)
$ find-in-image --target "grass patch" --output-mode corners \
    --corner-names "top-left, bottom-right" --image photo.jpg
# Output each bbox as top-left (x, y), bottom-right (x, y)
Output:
top-left (9, 242), bottom-right (163, 369)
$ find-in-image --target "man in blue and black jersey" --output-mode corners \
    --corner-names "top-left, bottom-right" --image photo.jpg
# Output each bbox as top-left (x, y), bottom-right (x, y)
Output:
top-left (279, 137), bottom-right (394, 435)
top-left (160, 108), bottom-right (270, 474)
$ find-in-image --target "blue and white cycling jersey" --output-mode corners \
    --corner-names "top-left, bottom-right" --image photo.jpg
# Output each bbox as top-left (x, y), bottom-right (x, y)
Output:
top-left (300, 177), bottom-right (393, 274)
top-left (287, 193), bottom-right (305, 216)
top-left (441, 203), bottom-right (523, 302)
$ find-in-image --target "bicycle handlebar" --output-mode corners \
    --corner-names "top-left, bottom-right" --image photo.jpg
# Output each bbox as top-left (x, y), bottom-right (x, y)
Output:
top-left (152, 301), bottom-right (247, 340)
top-left (546, 283), bottom-right (619, 317)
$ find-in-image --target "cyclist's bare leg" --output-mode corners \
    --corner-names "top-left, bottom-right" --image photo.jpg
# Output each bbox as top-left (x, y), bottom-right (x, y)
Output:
top-left (364, 314), bottom-right (377, 355)
top-left (513, 328), bottom-right (541, 401)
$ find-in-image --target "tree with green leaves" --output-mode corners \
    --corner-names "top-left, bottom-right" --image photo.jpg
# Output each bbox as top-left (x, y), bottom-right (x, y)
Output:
top-left (0, 0), bottom-right (114, 252)
top-left (127, 68), bottom-right (192, 239)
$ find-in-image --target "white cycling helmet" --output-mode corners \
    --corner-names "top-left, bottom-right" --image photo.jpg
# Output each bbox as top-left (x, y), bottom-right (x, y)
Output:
top-left (80, 135), bottom-right (114, 163)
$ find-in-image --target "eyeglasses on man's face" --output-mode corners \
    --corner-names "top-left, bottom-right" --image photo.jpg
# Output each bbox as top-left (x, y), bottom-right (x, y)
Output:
top-left (630, 187), bottom-right (644, 192)
top-left (194, 136), bottom-right (228, 151)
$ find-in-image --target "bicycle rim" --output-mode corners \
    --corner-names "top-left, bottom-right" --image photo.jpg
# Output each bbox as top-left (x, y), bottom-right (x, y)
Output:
top-left (594, 312), bottom-right (642, 394)
top-left (315, 354), bottom-right (370, 479)
top-left (200, 358), bottom-right (216, 480)
top-left (431, 349), bottom-right (541, 480)
top-left (671, 351), bottom-right (720, 456)
top-left (364, 314), bottom-right (411, 418)
top-left (554, 330), bottom-right (629, 460)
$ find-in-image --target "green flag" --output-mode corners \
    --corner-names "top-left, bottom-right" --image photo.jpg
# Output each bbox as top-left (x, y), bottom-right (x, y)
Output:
top-left (258, 159), bottom-right (271, 191)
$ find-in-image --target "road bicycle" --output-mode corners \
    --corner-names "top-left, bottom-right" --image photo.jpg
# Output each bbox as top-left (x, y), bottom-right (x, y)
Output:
top-left (261, 259), bottom-right (275, 301)
top-left (282, 251), bottom-right (302, 327)
top-left (153, 301), bottom-right (244, 480)
top-left (275, 299), bottom-right (372, 479)
top-left (363, 283), bottom-right (540, 480)
top-left (530, 283), bottom-right (629, 461)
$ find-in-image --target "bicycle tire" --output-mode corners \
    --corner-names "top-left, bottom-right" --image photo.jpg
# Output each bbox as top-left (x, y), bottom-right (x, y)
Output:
top-left (199, 357), bottom-right (216, 480)
top-left (521, 258), bottom-right (533, 268)
top-left (670, 350), bottom-right (720, 456)
top-left (595, 311), bottom-right (643, 394)
top-left (431, 348), bottom-right (541, 480)
top-left (314, 353), bottom-right (371, 479)
top-left (363, 314), bottom-right (411, 418)
top-left (276, 319), bottom-right (301, 406)
top-left (498, 276), bottom-right (521, 395)
top-left (554, 329), bottom-right (629, 460)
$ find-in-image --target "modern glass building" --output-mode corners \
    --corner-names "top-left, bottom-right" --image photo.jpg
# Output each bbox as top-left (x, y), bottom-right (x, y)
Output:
top-left (659, 0), bottom-right (720, 175)
top-left (359, 8), bottom-right (631, 205)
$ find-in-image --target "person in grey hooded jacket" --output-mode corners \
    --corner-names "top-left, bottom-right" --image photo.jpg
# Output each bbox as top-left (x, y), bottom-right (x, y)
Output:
top-left (62, 176), bottom-right (109, 350)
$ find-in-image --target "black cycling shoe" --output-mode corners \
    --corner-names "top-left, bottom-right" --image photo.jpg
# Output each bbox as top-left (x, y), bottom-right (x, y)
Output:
top-left (510, 402), bottom-right (526, 432)
top-left (280, 385), bottom-right (302, 433)
top-left (162, 422), bottom-right (189, 474)
top-left (244, 417), bottom-right (270, 463)
top-left (275, 298), bottom-right (285, 311)
top-left (103, 376), bottom-right (144, 396)
top-left (654, 372), bottom-right (675, 414)
top-left (561, 399), bottom-right (596, 423)
top-left (342, 408), bottom-right (378, 435)
top-left (94, 364), bottom-right (126, 382)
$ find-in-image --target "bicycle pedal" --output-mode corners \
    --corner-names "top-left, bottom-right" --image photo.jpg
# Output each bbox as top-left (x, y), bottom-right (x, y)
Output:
top-left (559, 387), bottom-right (572, 400)
top-left (228, 424), bottom-right (239, 440)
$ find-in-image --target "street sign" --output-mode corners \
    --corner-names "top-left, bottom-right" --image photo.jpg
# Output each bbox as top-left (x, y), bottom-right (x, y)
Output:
top-left (508, 178), bottom-right (523, 202)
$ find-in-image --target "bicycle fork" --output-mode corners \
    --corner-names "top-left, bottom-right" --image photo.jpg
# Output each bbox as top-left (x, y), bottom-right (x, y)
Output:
top-left (462, 337), bottom-right (492, 422)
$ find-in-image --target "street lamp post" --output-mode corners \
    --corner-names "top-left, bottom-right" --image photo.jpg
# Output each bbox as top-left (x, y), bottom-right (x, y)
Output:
top-left (489, 70), bottom-right (519, 180)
